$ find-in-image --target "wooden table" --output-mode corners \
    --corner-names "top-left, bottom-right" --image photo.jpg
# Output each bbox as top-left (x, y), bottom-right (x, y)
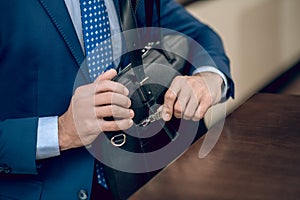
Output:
top-left (130, 93), bottom-right (300, 200)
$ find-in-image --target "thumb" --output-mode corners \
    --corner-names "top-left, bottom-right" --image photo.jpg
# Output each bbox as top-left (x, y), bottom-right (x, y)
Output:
top-left (94, 69), bottom-right (117, 82)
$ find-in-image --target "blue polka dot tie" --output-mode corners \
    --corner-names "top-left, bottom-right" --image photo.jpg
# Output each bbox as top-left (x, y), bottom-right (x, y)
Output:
top-left (80, 0), bottom-right (113, 189)
top-left (80, 0), bottom-right (114, 82)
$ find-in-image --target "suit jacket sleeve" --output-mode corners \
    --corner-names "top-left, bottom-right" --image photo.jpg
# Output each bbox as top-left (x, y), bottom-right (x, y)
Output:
top-left (135, 0), bottom-right (235, 98)
top-left (0, 0), bottom-right (81, 176)
top-left (0, 118), bottom-right (39, 175)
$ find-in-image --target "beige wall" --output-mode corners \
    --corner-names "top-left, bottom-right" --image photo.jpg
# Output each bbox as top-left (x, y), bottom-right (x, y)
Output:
top-left (185, 0), bottom-right (300, 126)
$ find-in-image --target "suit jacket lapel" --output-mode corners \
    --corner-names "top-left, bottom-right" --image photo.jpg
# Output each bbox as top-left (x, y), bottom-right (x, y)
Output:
top-left (38, 0), bottom-right (92, 82)
top-left (38, 0), bottom-right (84, 65)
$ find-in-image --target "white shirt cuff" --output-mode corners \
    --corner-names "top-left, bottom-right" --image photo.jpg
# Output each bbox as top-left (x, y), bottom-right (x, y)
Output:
top-left (192, 66), bottom-right (229, 102)
top-left (36, 116), bottom-right (60, 160)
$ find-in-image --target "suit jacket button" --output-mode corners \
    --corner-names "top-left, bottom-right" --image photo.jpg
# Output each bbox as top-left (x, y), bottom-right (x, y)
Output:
top-left (77, 189), bottom-right (88, 200)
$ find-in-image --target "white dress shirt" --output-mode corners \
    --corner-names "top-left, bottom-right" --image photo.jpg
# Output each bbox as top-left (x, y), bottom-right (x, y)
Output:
top-left (36, 0), bottom-right (228, 159)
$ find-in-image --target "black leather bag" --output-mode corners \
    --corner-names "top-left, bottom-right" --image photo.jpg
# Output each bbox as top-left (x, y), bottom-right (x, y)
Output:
top-left (113, 34), bottom-right (189, 125)
top-left (98, 1), bottom-right (206, 199)
top-left (112, 0), bottom-right (191, 125)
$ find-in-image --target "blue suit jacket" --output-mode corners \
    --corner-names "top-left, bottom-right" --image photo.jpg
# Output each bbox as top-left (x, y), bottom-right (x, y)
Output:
top-left (0, 0), bottom-right (234, 199)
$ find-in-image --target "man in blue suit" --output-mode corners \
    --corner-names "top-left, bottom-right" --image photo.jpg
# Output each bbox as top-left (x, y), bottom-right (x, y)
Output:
top-left (0, 0), bottom-right (234, 199)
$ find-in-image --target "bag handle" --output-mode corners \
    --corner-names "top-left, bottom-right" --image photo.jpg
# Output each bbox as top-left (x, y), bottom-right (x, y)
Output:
top-left (144, 0), bottom-right (175, 62)
top-left (118, 0), bottom-right (156, 106)
top-left (118, 0), bottom-right (143, 81)
top-left (145, 0), bottom-right (160, 27)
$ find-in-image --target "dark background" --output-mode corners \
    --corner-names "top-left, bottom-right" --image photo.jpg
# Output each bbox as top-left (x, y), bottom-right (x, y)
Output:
top-left (176, 0), bottom-right (201, 6)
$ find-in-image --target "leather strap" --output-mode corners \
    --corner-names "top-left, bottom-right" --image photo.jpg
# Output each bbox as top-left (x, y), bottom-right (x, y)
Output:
top-left (118, 0), bottom-right (155, 105)
top-left (118, 0), bottom-right (143, 82)
top-left (145, 0), bottom-right (160, 27)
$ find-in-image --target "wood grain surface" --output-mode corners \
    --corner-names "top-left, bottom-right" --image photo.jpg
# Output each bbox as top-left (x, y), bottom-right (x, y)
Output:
top-left (130, 93), bottom-right (300, 200)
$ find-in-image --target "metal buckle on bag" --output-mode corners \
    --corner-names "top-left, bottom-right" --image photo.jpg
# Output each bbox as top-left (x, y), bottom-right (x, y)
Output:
top-left (110, 134), bottom-right (126, 147)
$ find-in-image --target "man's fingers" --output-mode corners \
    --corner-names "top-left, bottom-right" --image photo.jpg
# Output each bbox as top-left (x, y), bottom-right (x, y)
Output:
top-left (96, 105), bottom-right (134, 119)
top-left (101, 118), bottom-right (134, 132)
top-left (173, 87), bottom-right (191, 118)
top-left (94, 69), bottom-right (130, 95)
top-left (183, 95), bottom-right (199, 120)
top-left (192, 101), bottom-right (210, 121)
top-left (95, 80), bottom-right (129, 96)
top-left (95, 69), bottom-right (117, 81)
top-left (162, 76), bottom-right (186, 121)
top-left (95, 92), bottom-right (131, 108)
top-left (162, 89), bottom-right (177, 121)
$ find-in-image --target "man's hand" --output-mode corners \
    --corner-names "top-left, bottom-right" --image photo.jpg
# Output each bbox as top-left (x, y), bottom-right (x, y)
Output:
top-left (161, 72), bottom-right (223, 122)
top-left (58, 69), bottom-right (134, 151)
